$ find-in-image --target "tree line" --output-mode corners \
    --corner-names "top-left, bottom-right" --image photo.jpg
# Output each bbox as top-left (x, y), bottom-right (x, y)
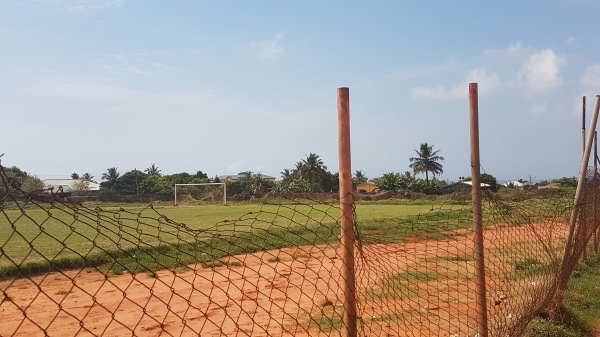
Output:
top-left (93, 164), bottom-right (211, 196)
top-left (88, 153), bottom-right (340, 199)
top-left (0, 142), bottom-right (581, 199)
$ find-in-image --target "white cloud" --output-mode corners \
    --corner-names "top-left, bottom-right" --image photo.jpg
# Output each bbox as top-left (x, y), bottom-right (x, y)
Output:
top-left (571, 64), bottom-right (600, 116)
top-left (519, 49), bottom-right (564, 91)
top-left (567, 36), bottom-right (577, 44)
top-left (412, 68), bottom-right (500, 100)
top-left (24, 81), bottom-right (243, 118)
top-left (242, 33), bottom-right (285, 60)
top-left (580, 64), bottom-right (600, 90)
top-left (479, 43), bottom-right (529, 65)
top-left (23, 0), bottom-right (123, 12)
top-left (466, 68), bottom-right (501, 92)
top-left (95, 52), bottom-right (173, 76)
top-left (507, 43), bottom-right (523, 54)
top-left (28, 82), bottom-right (143, 102)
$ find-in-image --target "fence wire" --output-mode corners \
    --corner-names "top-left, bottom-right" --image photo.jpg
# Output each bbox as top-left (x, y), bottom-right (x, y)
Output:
top-left (2, 163), bottom-right (598, 336)
top-left (1, 169), bottom-right (344, 336)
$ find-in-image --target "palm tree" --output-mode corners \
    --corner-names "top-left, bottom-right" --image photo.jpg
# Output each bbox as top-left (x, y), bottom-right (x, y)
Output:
top-left (145, 164), bottom-right (162, 177)
top-left (280, 168), bottom-right (295, 183)
top-left (81, 172), bottom-right (94, 182)
top-left (292, 162), bottom-right (303, 179)
top-left (353, 170), bottom-right (368, 185)
top-left (250, 173), bottom-right (266, 194)
top-left (101, 167), bottom-right (120, 190)
top-left (71, 172), bottom-right (80, 179)
top-left (298, 152), bottom-right (328, 183)
top-left (409, 143), bottom-right (444, 184)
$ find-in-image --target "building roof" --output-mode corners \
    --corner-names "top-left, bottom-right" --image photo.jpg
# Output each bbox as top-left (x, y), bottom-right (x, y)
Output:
top-left (460, 181), bottom-right (491, 187)
top-left (217, 174), bottom-right (276, 181)
top-left (43, 179), bottom-right (101, 192)
top-left (443, 181), bottom-right (491, 192)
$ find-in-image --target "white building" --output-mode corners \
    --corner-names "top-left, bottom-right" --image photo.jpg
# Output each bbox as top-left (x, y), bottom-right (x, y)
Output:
top-left (43, 179), bottom-right (101, 193)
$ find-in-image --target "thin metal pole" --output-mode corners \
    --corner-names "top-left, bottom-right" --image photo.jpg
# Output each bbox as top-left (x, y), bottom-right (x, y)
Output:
top-left (469, 83), bottom-right (489, 337)
top-left (560, 95), bottom-right (600, 293)
top-left (566, 96), bottom-right (600, 250)
top-left (337, 87), bottom-right (357, 337)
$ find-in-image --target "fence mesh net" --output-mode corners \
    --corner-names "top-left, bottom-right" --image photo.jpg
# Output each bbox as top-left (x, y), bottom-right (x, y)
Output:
top-left (1, 163), bottom-right (598, 336)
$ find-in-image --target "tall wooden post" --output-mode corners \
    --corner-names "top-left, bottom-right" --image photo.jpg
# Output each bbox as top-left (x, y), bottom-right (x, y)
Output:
top-left (594, 131), bottom-right (599, 253)
top-left (581, 96), bottom-right (585, 158)
top-left (337, 87), bottom-right (357, 337)
top-left (582, 96), bottom-right (588, 260)
top-left (469, 83), bottom-right (489, 336)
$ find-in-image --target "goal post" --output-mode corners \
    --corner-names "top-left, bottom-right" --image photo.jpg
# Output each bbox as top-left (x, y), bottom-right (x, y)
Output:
top-left (174, 183), bottom-right (226, 206)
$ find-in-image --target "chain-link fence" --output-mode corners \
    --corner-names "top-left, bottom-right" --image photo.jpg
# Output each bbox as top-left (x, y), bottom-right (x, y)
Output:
top-left (2, 162), bottom-right (597, 336)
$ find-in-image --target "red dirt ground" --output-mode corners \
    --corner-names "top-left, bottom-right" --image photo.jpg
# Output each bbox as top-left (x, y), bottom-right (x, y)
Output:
top-left (0, 222), bottom-right (569, 337)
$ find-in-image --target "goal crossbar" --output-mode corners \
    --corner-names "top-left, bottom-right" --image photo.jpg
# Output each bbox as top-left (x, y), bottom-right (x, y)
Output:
top-left (174, 183), bottom-right (226, 205)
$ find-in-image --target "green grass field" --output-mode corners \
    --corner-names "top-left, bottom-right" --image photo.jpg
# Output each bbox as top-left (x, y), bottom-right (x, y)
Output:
top-left (0, 199), bottom-right (469, 277)
top-left (523, 256), bottom-right (600, 336)
top-left (2, 196), bottom-right (599, 334)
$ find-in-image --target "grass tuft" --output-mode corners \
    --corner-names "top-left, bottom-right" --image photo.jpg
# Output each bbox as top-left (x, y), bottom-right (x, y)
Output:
top-left (523, 256), bottom-right (600, 336)
top-left (292, 254), bottom-right (311, 260)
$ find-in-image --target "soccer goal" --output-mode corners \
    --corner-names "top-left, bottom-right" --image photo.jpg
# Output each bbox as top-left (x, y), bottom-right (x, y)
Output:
top-left (174, 183), bottom-right (226, 205)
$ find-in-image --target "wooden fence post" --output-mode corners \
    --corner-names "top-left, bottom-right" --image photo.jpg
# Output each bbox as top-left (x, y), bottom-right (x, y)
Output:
top-left (469, 83), bottom-right (489, 337)
top-left (337, 87), bottom-right (357, 337)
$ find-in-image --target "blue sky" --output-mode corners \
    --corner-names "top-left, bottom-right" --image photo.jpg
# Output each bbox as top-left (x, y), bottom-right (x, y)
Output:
top-left (2, 0), bottom-right (600, 183)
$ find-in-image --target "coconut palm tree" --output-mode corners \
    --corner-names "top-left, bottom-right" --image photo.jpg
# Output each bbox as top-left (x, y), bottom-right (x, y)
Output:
top-left (145, 164), bottom-right (162, 177)
top-left (298, 152), bottom-right (328, 183)
top-left (250, 173), bottom-right (266, 194)
top-left (81, 172), bottom-right (94, 182)
top-left (101, 167), bottom-right (120, 190)
top-left (409, 143), bottom-right (444, 184)
top-left (292, 162), bottom-right (303, 179)
top-left (280, 168), bottom-right (295, 183)
top-left (353, 170), bottom-right (368, 185)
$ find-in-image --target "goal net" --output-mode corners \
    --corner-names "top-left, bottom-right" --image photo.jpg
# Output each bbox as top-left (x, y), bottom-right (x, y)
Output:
top-left (174, 183), bottom-right (226, 205)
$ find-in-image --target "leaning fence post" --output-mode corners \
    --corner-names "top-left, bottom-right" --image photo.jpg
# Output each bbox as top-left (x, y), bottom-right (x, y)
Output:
top-left (583, 96), bottom-right (587, 159)
top-left (582, 96), bottom-right (588, 261)
top-left (560, 95), bottom-right (600, 291)
top-left (594, 130), bottom-right (599, 254)
top-left (337, 87), bottom-right (357, 337)
top-left (469, 83), bottom-right (489, 337)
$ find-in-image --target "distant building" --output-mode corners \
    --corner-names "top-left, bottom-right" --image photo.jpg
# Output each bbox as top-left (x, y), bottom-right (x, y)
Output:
top-left (43, 179), bottom-right (101, 193)
top-left (443, 181), bottom-right (490, 194)
top-left (217, 174), bottom-right (276, 182)
top-left (503, 181), bottom-right (538, 190)
top-left (539, 183), bottom-right (560, 189)
top-left (355, 182), bottom-right (380, 194)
